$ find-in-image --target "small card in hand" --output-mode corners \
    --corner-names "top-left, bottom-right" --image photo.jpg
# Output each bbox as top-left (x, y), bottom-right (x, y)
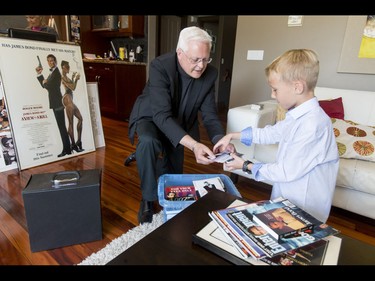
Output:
top-left (209, 152), bottom-right (244, 163)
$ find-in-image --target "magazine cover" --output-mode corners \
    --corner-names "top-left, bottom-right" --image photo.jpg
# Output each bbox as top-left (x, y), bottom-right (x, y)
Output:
top-left (164, 185), bottom-right (197, 201)
top-left (262, 239), bottom-right (330, 265)
top-left (211, 199), bottom-right (340, 258)
top-left (193, 176), bottom-right (226, 198)
top-left (0, 37), bottom-right (95, 170)
top-left (252, 199), bottom-right (322, 242)
top-left (209, 210), bottom-right (265, 259)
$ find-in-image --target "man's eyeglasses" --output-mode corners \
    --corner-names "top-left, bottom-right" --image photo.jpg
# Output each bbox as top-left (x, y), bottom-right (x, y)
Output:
top-left (181, 50), bottom-right (212, 65)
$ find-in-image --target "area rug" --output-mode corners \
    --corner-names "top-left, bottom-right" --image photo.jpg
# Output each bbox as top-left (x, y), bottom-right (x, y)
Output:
top-left (78, 211), bottom-right (164, 265)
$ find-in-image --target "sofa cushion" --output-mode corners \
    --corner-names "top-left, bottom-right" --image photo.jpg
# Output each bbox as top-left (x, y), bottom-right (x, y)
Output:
top-left (319, 97), bottom-right (345, 119)
top-left (253, 143), bottom-right (278, 163)
top-left (332, 118), bottom-right (375, 162)
top-left (337, 158), bottom-right (375, 195)
top-left (276, 104), bottom-right (287, 122)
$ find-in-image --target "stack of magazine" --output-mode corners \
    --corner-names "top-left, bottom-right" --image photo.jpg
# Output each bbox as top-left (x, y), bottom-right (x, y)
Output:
top-left (193, 198), bottom-right (342, 265)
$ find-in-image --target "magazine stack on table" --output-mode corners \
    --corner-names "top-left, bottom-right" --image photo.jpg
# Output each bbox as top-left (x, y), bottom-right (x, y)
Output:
top-left (193, 198), bottom-right (342, 265)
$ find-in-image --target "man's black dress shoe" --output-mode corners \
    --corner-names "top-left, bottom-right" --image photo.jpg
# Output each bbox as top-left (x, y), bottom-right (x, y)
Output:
top-left (124, 152), bottom-right (136, 166)
top-left (58, 150), bottom-right (72, 157)
top-left (138, 199), bottom-right (154, 224)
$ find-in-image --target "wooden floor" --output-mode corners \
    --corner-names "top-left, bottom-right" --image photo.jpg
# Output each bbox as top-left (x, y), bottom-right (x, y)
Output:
top-left (1, 115), bottom-right (375, 265)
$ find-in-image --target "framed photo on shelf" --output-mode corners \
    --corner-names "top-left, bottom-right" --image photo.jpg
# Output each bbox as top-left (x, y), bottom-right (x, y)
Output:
top-left (0, 37), bottom-right (95, 170)
top-left (65, 15), bottom-right (81, 43)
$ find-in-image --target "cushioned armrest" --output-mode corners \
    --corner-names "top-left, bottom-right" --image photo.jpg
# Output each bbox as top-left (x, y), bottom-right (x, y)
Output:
top-left (227, 101), bottom-right (277, 133)
top-left (226, 101), bottom-right (277, 160)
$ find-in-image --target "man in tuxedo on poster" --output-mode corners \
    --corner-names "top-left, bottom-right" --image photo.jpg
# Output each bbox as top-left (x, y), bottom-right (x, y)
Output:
top-left (35, 54), bottom-right (71, 157)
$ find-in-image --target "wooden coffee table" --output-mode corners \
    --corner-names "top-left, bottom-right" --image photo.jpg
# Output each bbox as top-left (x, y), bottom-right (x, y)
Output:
top-left (107, 190), bottom-right (375, 265)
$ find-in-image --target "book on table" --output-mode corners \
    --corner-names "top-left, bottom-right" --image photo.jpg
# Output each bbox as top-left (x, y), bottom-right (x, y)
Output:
top-left (192, 199), bottom-right (342, 265)
top-left (251, 198), bottom-right (323, 242)
top-left (208, 198), bottom-right (340, 259)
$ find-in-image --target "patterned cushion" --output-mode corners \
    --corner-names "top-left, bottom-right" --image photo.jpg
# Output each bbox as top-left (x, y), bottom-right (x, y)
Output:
top-left (331, 118), bottom-right (375, 162)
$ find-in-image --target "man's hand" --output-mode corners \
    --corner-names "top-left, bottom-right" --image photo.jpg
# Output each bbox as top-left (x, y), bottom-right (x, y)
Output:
top-left (35, 66), bottom-right (43, 74)
top-left (191, 142), bottom-right (216, 165)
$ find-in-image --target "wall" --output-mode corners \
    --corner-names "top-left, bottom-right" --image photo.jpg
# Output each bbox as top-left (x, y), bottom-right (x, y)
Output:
top-left (217, 16), bottom-right (237, 110)
top-left (229, 16), bottom-right (375, 109)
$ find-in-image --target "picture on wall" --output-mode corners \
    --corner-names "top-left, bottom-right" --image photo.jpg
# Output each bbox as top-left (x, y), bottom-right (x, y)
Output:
top-left (0, 37), bottom-right (95, 170)
top-left (358, 15), bottom-right (375, 58)
top-left (337, 16), bottom-right (375, 74)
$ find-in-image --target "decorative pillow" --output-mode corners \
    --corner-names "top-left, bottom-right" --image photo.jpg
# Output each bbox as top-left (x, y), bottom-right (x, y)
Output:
top-left (331, 118), bottom-right (375, 162)
top-left (276, 104), bottom-right (287, 122)
top-left (319, 97), bottom-right (344, 119)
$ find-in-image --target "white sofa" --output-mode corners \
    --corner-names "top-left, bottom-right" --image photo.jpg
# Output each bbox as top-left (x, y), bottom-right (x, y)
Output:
top-left (226, 86), bottom-right (375, 220)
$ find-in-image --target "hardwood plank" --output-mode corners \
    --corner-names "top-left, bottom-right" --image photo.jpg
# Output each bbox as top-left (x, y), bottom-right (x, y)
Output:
top-left (0, 207), bottom-right (59, 265)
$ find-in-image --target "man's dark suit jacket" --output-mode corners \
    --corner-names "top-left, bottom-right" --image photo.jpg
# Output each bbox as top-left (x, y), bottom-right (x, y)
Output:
top-left (128, 51), bottom-right (224, 147)
top-left (37, 67), bottom-right (64, 110)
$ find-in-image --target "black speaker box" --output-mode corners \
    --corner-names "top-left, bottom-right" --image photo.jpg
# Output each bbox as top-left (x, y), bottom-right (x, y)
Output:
top-left (22, 169), bottom-right (102, 252)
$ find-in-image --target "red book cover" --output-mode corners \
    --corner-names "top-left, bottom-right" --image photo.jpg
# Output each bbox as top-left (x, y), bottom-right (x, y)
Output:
top-left (164, 185), bottom-right (197, 201)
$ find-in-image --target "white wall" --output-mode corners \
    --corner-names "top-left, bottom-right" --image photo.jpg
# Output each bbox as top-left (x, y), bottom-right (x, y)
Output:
top-left (229, 16), bottom-right (375, 109)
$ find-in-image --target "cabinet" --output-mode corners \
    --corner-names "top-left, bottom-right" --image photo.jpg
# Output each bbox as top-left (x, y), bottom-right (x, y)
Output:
top-left (91, 16), bottom-right (144, 37)
top-left (84, 61), bottom-right (146, 121)
top-left (84, 63), bottom-right (116, 118)
top-left (115, 63), bottom-right (146, 120)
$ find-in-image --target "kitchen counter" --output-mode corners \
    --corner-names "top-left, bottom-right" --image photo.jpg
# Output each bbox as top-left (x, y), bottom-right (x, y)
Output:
top-left (82, 58), bottom-right (146, 66)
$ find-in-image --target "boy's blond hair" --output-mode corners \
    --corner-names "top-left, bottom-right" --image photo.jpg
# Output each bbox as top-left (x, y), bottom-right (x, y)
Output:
top-left (265, 49), bottom-right (319, 91)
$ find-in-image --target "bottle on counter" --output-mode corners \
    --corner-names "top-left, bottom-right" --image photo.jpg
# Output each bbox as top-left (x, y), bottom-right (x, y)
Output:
top-left (119, 48), bottom-right (125, 60)
top-left (136, 45), bottom-right (143, 62)
top-left (129, 49), bottom-right (135, 62)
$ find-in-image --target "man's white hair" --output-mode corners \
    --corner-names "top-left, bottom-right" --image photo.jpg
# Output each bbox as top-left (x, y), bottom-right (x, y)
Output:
top-left (176, 26), bottom-right (212, 52)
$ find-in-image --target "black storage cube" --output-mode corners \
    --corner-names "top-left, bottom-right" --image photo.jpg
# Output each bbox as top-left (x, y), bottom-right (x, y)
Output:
top-left (22, 169), bottom-right (102, 252)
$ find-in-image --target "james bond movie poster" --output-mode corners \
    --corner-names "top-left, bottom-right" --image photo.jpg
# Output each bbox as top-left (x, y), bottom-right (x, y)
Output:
top-left (0, 37), bottom-right (95, 170)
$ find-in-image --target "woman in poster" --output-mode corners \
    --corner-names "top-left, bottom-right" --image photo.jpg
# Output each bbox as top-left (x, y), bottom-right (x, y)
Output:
top-left (61, 60), bottom-right (84, 153)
